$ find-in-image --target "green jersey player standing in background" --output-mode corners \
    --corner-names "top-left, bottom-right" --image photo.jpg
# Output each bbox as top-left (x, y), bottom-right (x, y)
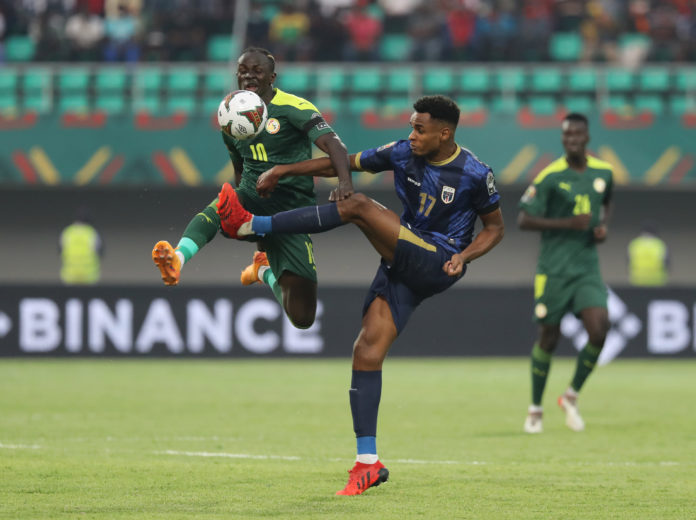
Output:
top-left (152, 47), bottom-right (354, 328)
top-left (518, 112), bottom-right (614, 433)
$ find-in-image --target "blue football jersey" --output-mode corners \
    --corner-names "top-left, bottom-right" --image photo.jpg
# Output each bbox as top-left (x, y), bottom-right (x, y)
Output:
top-left (356, 140), bottom-right (500, 254)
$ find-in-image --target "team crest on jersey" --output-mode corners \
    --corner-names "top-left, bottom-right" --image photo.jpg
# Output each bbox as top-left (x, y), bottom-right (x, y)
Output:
top-left (441, 186), bottom-right (456, 204)
top-left (593, 177), bottom-right (606, 193)
top-left (265, 118), bottom-right (280, 134)
top-left (521, 185), bottom-right (536, 203)
top-left (486, 171), bottom-right (497, 195)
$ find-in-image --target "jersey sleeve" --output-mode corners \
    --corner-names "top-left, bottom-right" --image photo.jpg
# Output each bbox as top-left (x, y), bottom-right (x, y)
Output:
top-left (285, 100), bottom-right (335, 142)
top-left (603, 168), bottom-right (614, 205)
top-left (354, 141), bottom-right (400, 173)
top-left (473, 169), bottom-right (501, 214)
top-left (519, 176), bottom-right (550, 216)
top-left (221, 131), bottom-right (242, 163)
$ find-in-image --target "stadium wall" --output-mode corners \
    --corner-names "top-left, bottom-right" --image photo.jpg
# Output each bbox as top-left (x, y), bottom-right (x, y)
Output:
top-left (1, 285), bottom-right (695, 361)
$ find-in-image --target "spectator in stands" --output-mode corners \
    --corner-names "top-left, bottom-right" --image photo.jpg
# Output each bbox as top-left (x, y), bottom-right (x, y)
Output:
top-left (60, 206), bottom-right (104, 285)
top-left (627, 221), bottom-right (670, 287)
top-left (0, 6), bottom-right (6, 63)
top-left (579, 2), bottom-right (620, 63)
top-left (64, 3), bottom-right (104, 61)
top-left (406, 3), bottom-right (447, 61)
top-left (444, 0), bottom-right (477, 61)
top-left (341, 2), bottom-right (383, 62)
top-left (518, 0), bottom-right (554, 61)
top-left (246, 3), bottom-right (271, 50)
top-left (28, 6), bottom-right (66, 61)
top-left (648, 3), bottom-right (686, 61)
top-left (103, 3), bottom-right (141, 62)
top-left (268, 1), bottom-right (311, 62)
top-left (378, 0), bottom-right (422, 34)
top-left (308, 4), bottom-right (346, 62)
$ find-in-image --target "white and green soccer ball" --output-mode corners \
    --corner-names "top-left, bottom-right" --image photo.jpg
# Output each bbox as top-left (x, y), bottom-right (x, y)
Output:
top-left (218, 90), bottom-right (268, 140)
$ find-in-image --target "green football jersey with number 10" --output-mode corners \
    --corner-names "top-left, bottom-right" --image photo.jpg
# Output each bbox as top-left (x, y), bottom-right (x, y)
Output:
top-left (222, 88), bottom-right (335, 215)
top-left (519, 155), bottom-right (614, 277)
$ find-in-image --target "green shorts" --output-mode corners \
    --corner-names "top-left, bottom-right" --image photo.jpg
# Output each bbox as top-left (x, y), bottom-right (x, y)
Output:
top-left (237, 187), bottom-right (317, 283)
top-left (533, 272), bottom-right (607, 324)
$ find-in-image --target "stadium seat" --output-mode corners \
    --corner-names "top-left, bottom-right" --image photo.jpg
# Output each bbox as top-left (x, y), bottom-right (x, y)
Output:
top-left (58, 68), bottom-right (90, 96)
top-left (203, 95), bottom-right (222, 117)
top-left (58, 93), bottom-right (89, 113)
top-left (133, 94), bottom-right (161, 113)
top-left (21, 68), bottom-right (52, 112)
top-left (562, 95), bottom-right (594, 114)
top-left (456, 96), bottom-right (486, 113)
top-left (166, 95), bottom-right (198, 114)
top-left (349, 68), bottom-right (382, 94)
top-left (95, 68), bottom-right (128, 92)
top-left (167, 67), bottom-right (199, 93)
top-left (602, 94), bottom-right (631, 112)
top-left (276, 66), bottom-right (313, 93)
top-left (634, 94), bottom-right (664, 115)
top-left (207, 34), bottom-right (234, 62)
top-left (133, 67), bottom-right (163, 92)
top-left (386, 67), bottom-right (415, 94)
top-left (675, 69), bottom-right (696, 92)
top-left (527, 96), bottom-right (558, 115)
top-left (490, 95), bottom-right (520, 113)
top-left (549, 32), bottom-right (583, 61)
top-left (618, 32), bottom-right (651, 55)
top-left (95, 93), bottom-right (126, 115)
top-left (0, 92), bottom-right (17, 114)
top-left (495, 68), bottom-right (525, 93)
top-left (383, 95), bottom-right (410, 114)
top-left (0, 69), bottom-right (18, 91)
top-left (530, 68), bottom-right (563, 93)
top-left (316, 67), bottom-right (346, 94)
top-left (605, 68), bottom-right (634, 92)
top-left (316, 97), bottom-right (343, 115)
top-left (638, 67), bottom-right (670, 92)
top-left (346, 95), bottom-right (378, 114)
top-left (380, 33), bottom-right (411, 61)
top-left (23, 91), bottom-right (52, 113)
top-left (22, 68), bottom-right (52, 91)
top-left (460, 68), bottom-right (490, 92)
top-left (669, 96), bottom-right (696, 114)
top-left (5, 35), bottom-right (36, 62)
top-left (568, 68), bottom-right (597, 92)
top-left (423, 67), bottom-right (455, 94)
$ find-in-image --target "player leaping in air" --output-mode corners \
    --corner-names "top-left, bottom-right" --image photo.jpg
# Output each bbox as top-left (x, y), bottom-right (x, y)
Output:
top-left (217, 95), bottom-right (505, 495)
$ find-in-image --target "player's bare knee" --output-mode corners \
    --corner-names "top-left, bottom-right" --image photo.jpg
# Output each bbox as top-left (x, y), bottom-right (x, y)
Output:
top-left (352, 341), bottom-right (384, 370)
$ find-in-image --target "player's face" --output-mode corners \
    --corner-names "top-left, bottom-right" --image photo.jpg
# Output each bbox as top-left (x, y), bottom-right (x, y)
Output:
top-left (408, 112), bottom-right (449, 158)
top-left (236, 52), bottom-right (276, 102)
top-left (561, 120), bottom-right (589, 159)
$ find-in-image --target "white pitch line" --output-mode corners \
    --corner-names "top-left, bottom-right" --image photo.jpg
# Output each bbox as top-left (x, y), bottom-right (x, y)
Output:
top-left (156, 450), bottom-right (301, 461)
top-left (0, 441), bottom-right (41, 450)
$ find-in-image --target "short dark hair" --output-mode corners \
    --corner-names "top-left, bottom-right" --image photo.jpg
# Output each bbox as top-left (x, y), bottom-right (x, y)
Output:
top-left (563, 112), bottom-right (589, 126)
top-left (240, 47), bottom-right (276, 72)
top-left (413, 95), bottom-right (460, 127)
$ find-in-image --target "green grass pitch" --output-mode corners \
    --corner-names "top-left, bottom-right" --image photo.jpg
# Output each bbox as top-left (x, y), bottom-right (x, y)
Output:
top-left (1, 358), bottom-right (694, 519)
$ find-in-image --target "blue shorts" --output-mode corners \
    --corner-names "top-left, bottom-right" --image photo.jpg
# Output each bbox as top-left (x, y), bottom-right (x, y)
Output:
top-left (362, 224), bottom-right (464, 334)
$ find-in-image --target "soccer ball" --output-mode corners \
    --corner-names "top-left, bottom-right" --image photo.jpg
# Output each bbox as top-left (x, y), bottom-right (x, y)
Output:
top-left (218, 90), bottom-right (268, 140)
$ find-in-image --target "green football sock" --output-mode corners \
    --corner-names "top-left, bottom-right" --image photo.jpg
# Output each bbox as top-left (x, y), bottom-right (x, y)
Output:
top-left (570, 342), bottom-right (602, 392)
top-left (531, 343), bottom-right (552, 406)
top-left (262, 267), bottom-right (284, 307)
top-left (178, 202), bottom-right (221, 262)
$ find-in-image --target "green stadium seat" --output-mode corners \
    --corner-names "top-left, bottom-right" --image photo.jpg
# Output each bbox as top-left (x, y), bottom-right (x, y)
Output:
top-left (383, 95), bottom-right (410, 113)
top-left (95, 93), bottom-right (126, 115)
top-left (167, 67), bottom-right (199, 92)
top-left (316, 67), bottom-right (346, 93)
top-left (549, 32), bottom-right (583, 61)
top-left (203, 95), bottom-right (222, 117)
top-left (349, 68), bottom-right (382, 93)
top-left (495, 68), bottom-right (525, 92)
top-left (619, 33), bottom-right (651, 54)
top-left (602, 94), bottom-right (631, 112)
top-left (527, 96), bottom-right (558, 115)
top-left (635, 95), bottom-right (664, 115)
top-left (568, 68), bottom-right (597, 92)
top-left (204, 68), bottom-right (233, 94)
top-left (276, 66), bottom-right (313, 93)
top-left (316, 97), bottom-right (343, 115)
top-left (58, 93), bottom-right (89, 113)
top-left (346, 95), bottom-right (378, 114)
top-left (669, 96), bottom-right (696, 114)
top-left (5, 35), bottom-right (36, 62)
top-left (21, 68), bottom-right (52, 112)
top-left (460, 68), bottom-right (490, 92)
top-left (638, 67), bottom-right (670, 91)
top-left (386, 67), bottom-right (415, 94)
top-left (563, 95), bottom-right (594, 114)
top-left (530, 68), bottom-right (563, 93)
top-left (0, 69), bottom-right (19, 91)
top-left (380, 33), bottom-right (411, 61)
top-left (166, 95), bottom-right (198, 114)
top-left (133, 67), bottom-right (163, 92)
top-left (423, 67), bottom-right (455, 94)
top-left (490, 95), bottom-right (521, 113)
top-left (23, 91), bottom-right (52, 113)
top-left (207, 34), bottom-right (234, 62)
top-left (675, 69), bottom-right (696, 91)
top-left (95, 68), bottom-right (128, 92)
top-left (22, 68), bottom-right (52, 91)
top-left (58, 68), bottom-right (90, 93)
top-left (133, 94), bottom-right (161, 113)
top-left (456, 96), bottom-right (486, 113)
top-left (605, 68), bottom-right (634, 92)
top-left (0, 92), bottom-right (17, 114)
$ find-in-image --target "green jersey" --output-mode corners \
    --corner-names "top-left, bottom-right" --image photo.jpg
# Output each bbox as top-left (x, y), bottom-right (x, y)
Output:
top-left (222, 88), bottom-right (334, 215)
top-left (519, 155), bottom-right (614, 277)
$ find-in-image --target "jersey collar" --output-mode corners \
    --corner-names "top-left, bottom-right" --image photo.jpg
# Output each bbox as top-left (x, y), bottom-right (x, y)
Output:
top-left (427, 145), bottom-right (461, 166)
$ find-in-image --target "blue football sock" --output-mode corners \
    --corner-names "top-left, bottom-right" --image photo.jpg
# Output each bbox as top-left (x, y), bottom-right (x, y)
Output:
top-left (349, 370), bottom-right (382, 452)
top-left (268, 203), bottom-right (344, 234)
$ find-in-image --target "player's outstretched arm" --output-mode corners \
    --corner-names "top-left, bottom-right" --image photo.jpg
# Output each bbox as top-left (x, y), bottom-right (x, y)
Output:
top-left (518, 210), bottom-right (591, 231)
top-left (443, 208), bottom-right (505, 277)
top-left (315, 133), bottom-right (354, 201)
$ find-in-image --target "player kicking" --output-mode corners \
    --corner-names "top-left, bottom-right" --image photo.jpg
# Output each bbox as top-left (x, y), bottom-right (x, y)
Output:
top-left (152, 47), bottom-right (352, 329)
top-left (217, 96), bottom-right (505, 495)
top-left (519, 112), bottom-right (614, 433)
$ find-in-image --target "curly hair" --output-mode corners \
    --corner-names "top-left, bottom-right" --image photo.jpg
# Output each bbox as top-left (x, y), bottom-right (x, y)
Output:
top-left (413, 95), bottom-right (460, 127)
